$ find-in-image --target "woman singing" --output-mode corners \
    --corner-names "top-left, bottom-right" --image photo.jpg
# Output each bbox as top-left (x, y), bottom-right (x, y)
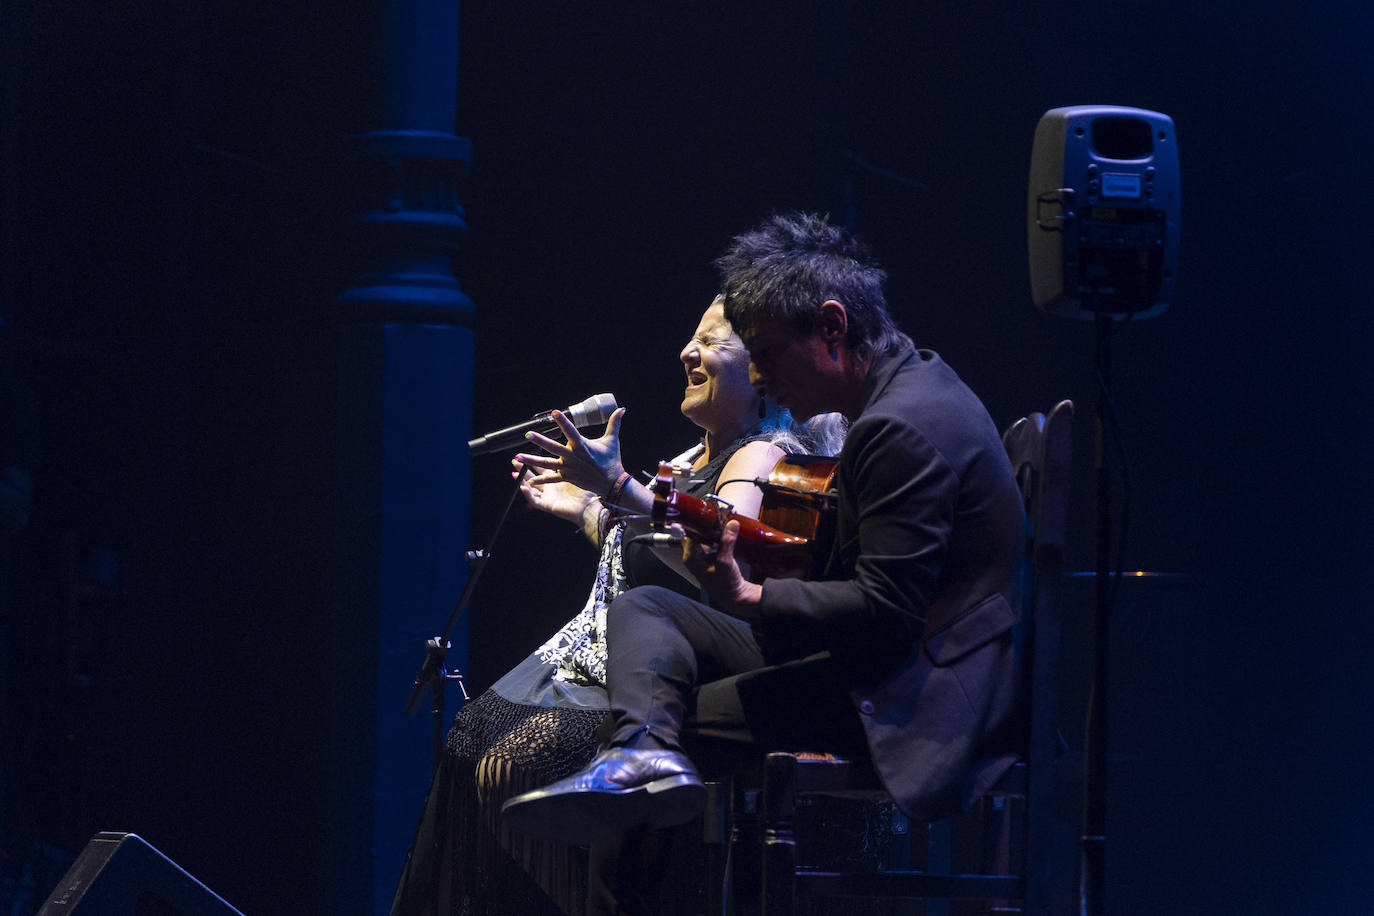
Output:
top-left (390, 296), bottom-right (842, 915)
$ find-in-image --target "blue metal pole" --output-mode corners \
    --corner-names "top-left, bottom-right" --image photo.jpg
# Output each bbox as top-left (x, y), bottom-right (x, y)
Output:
top-left (328, 2), bottom-right (473, 912)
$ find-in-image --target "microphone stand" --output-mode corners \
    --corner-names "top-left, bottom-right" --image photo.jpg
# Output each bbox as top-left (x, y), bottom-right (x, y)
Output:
top-left (1079, 312), bottom-right (1115, 916)
top-left (405, 464), bottom-right (535, 769)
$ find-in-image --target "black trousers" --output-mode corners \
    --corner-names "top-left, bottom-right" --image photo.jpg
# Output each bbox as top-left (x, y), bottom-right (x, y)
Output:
top-left (602, 584), bottom-right (869, 760)
top-left (588, 585), bottom-right (871, 915)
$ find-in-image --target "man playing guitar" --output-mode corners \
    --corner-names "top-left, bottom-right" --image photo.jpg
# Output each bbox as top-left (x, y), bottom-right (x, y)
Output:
top-left (503, 212), bottom-right (1028, 916)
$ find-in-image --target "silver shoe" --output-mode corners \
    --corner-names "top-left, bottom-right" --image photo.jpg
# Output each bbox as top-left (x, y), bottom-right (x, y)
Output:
top-left (500, 747), bottom-right (706, 844)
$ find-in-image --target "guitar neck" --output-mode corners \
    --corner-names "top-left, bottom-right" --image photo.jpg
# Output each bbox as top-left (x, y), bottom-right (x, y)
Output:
top-left (659, 488), bottom-right (813, 565)
top-left (648, 459), bottom-right (832, 578)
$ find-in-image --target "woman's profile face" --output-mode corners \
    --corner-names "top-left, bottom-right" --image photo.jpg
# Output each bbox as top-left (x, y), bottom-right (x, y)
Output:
top-left (678, 298), bottom-right (757, 434)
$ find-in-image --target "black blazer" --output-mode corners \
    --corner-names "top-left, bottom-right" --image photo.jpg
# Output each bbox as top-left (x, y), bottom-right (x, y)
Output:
top-left (758, 344), bottom-right (1027, 820)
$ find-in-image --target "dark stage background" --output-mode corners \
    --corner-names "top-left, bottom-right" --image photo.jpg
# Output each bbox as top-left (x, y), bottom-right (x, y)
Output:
top-left (3, 2), bottom-right (1372, 914)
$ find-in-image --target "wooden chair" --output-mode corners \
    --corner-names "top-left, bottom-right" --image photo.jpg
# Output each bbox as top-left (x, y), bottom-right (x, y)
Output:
top-left (710, 400), bottom-right (1074, 916)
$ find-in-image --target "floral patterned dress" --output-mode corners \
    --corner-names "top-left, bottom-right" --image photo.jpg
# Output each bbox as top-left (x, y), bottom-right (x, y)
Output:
top-left (390, 440), bottom-right (752, 916)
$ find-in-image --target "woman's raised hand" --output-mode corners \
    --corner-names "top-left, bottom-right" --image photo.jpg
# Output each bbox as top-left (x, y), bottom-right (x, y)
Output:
top-left (515, 462), bottom-right (595, 525)
top-left (514, 407), bottom-right (626, 499)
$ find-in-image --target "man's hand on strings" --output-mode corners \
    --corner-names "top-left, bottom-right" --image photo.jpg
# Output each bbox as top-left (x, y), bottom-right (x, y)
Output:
top-left (683, 519), bottom-right (763, 618)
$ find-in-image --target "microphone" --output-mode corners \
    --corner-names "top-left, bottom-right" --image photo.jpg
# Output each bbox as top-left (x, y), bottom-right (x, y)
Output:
top-left (752, 478), bottom-right (841, 508)
top-left (468, 393), bottom-right (618, 456)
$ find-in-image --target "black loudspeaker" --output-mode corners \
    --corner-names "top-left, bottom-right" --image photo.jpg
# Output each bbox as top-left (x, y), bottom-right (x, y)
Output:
top-left (37, 832), bottom-right (244, 916)
top-left (1028, 105), bottom-right (1180, 319)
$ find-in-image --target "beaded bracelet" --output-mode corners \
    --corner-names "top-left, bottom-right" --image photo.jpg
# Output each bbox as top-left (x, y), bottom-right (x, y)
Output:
top-left (590, 498), bottom-right (614, 544)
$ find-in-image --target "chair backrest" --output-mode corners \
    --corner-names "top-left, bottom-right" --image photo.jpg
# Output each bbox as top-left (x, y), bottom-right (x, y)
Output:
top-left (1001, 399), bottom-right (1074, 915)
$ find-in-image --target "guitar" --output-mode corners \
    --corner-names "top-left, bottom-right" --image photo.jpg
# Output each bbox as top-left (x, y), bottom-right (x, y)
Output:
top-left (648, 454), bottom-right (838, 579)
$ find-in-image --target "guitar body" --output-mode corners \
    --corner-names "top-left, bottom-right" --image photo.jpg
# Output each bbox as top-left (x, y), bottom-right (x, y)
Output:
top-left (650, 454), bottom-right (838, 579)
top-left (758, 454), bottom-right (838, 542)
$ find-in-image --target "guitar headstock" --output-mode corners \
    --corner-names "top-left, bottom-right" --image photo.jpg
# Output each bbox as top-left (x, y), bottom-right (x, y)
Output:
top-left (649, 461), bottom-right (676, 530)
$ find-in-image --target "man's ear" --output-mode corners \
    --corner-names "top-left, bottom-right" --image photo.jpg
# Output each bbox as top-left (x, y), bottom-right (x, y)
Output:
top-left (818, 299), bottom-right (848, 348)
